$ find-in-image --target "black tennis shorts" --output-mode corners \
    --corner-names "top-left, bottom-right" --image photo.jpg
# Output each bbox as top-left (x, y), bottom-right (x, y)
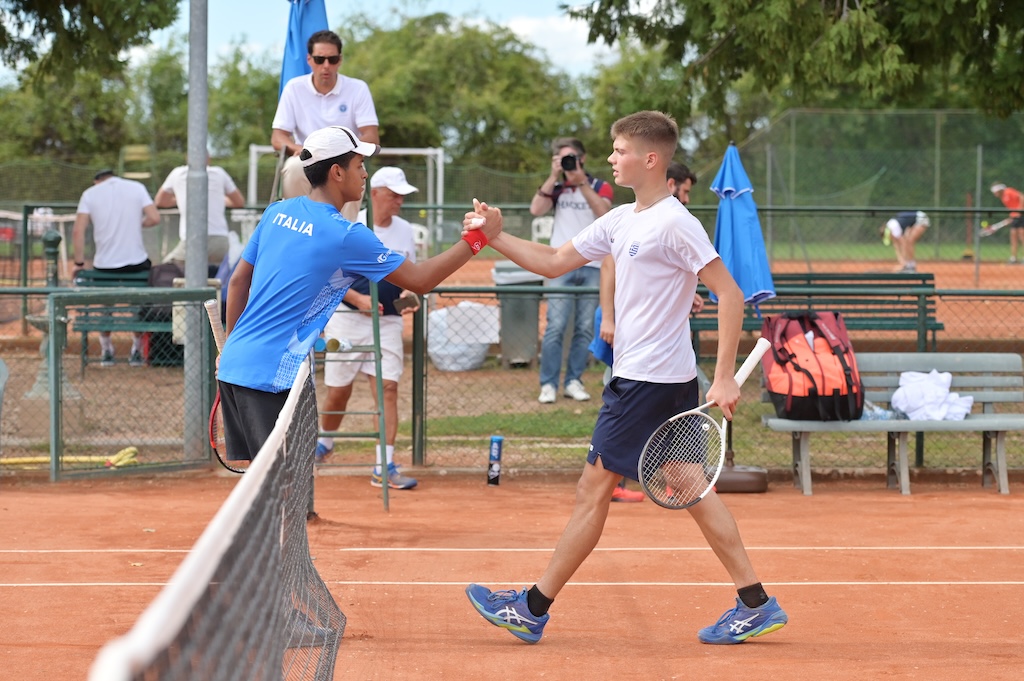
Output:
top-left (588, 377), bottom-right (699, 480)
top-left (218, 380), bottom-right (290, 462)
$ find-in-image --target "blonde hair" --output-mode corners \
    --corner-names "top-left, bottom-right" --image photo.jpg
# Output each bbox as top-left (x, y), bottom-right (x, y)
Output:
top-left (610, 111), bottom-right (679, 159)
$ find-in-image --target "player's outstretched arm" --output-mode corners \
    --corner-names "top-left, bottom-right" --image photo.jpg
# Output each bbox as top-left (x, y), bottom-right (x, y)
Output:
top-left (384, 208), bottom-right (503, 294)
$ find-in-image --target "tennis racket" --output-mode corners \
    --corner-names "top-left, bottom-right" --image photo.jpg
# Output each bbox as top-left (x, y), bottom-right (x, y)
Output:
top-left (203, 299), bottom-right (246, 474)
top-left (638, 337), bottom-right (772, 509)
top-left (980, 218), bottom-right (1012, 237)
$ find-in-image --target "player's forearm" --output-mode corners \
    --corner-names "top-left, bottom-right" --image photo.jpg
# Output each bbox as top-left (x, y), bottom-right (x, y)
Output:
top-left (711, 286), bottom-right (744, 383)
top-left (599, 255), bottom-right (615, 318)
top-left (489, 232), bottom-right (575, 279)
top-left (271, 129), bottom-right (298, 155)
top-left (72, 215), bottom-right (89, 263)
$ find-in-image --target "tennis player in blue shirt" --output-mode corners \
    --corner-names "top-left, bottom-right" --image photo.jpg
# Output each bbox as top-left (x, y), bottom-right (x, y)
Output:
top-left (217, 125), bottom-right (497, 461)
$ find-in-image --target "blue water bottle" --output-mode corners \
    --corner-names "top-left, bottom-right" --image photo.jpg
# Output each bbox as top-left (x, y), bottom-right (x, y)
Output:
top-left (488, 435), bottom-right (503, 485)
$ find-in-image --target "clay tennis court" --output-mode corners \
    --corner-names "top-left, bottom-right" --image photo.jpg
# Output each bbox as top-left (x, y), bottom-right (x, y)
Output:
top-left (2, 470), bottom-right (1023, 680)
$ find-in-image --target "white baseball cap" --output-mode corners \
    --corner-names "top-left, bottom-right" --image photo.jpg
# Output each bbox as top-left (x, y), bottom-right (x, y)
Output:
top-left (991, 183), bottom-right (1007, 194)
top-left (299, 126), bottom-right (380, 167)
top-left (370, 167), bottom-right (418, 195)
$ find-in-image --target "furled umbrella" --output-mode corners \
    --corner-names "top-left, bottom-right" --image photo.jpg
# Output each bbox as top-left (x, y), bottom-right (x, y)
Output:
top-left (709, 143), bottom-right (776, 492)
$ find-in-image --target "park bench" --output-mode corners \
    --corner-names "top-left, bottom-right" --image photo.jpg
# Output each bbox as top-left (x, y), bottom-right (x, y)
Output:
top-left (762, 352), bottom-right (1024, 495)
top-left (71, 270), bottom-right (172, 371)
top-left (691, 281), bottom-right (943, 360)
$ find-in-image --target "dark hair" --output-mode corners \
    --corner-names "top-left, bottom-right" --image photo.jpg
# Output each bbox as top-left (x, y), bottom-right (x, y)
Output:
top-left (307, 30), bottom-right (342, 55)
top-left (667, 161), bottom-right (697, 186)
top-left (551, 137), bottom-right (585, 157)
top-left (302, 151), bottom-right (358, 187)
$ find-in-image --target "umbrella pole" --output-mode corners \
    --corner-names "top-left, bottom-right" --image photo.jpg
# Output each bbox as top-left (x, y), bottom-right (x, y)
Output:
top-left (717, 411), bottom-right (769, 493)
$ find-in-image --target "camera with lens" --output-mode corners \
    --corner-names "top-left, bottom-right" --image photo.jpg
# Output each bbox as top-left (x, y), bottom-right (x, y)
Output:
top-left (560, 154), bottom-right (579, 171)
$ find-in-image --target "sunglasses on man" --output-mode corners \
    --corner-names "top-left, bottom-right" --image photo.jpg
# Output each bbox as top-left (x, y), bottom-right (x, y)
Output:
top-left (311, 55), bottom-right (340, 65)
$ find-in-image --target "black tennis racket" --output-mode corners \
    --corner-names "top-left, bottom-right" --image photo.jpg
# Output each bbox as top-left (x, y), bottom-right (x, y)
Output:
top-left (638, 337), bottom-right (771, 509)
top-left (203, 299), bottom-right (246, 474)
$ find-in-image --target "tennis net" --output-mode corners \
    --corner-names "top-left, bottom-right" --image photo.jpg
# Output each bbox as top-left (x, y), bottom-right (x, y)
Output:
top-left (89, 359), bottom-right (343, 681)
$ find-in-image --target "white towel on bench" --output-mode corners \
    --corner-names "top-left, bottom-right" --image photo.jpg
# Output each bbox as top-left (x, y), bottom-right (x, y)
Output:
top-left (892, 370), bottom-right (974, 421)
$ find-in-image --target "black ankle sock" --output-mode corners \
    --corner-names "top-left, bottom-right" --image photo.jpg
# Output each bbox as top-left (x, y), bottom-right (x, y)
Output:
top-left (527, 585), bottom-right (554, 617)
top-left (737, 583), bottom-right (769, 608)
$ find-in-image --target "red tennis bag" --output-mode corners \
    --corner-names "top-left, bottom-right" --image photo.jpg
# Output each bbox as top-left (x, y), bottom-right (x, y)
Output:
top-left (760, 311), bottom-right (864, 421)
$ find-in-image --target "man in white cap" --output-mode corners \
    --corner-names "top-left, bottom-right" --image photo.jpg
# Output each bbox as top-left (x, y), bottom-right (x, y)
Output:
top-left (990, 183), bottom-right (1024, 263)
top-left (315, 167), bottom-right (423, 489)
top-left (217, 130), bottom-right (498, 463)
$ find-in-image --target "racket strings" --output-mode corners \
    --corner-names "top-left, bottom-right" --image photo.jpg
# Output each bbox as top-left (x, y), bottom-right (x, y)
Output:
top-left (641, 413), bottom-right (722, 505)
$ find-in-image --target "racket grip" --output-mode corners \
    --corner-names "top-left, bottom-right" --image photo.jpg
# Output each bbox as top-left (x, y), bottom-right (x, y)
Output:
top-left (734, 337), bottom-right (772, 387)
top-left (204, 299), bottom-right (227, 353)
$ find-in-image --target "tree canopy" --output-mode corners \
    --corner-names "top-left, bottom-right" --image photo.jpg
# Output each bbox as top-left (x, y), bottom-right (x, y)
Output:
top-left (342, 13), bottom-right (586, 170)
top-left (567, 0), bottom-right (1024, 117)
top-left (0, 0), bottom-right (178, 81)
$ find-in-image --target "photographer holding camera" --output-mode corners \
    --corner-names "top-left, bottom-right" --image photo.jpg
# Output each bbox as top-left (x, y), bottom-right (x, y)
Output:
top-left (529, 137), bottom-right (614, 404)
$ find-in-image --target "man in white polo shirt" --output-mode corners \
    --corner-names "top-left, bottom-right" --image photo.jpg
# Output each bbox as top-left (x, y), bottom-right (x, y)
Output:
top-left (271, 29), bottom-right (379, 217)
top-left (154, 156), bottom-right (245, 272)
top-left (71, 169), bottom-right (161, 367)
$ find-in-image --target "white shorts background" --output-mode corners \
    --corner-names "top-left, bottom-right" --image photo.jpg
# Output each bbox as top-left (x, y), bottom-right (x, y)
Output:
top-left (323, 310), bottom-right (405, 386)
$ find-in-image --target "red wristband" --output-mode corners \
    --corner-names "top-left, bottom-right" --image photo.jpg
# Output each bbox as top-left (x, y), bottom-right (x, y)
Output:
top-left (462, 230), bottom-right (487, 255)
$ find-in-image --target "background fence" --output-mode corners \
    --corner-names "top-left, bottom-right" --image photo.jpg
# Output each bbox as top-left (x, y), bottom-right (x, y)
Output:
top-left (4, 108), bottom-right (1024, 480)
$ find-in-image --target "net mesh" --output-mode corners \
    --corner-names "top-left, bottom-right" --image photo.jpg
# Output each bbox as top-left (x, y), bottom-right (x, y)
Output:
top-left (89, 359), bottom-right (342, 681)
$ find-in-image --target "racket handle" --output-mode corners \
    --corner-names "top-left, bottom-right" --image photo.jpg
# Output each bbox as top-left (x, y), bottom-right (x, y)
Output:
top-left (204, 298), bottom-right (227, 353)
top-left (734, 337), bottom-right (772, 388)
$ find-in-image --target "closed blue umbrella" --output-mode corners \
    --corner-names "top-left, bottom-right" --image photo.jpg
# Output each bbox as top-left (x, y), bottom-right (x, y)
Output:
top-left (279, 0), bottom-right (330, 98)
top-left (709, 144), bottom-right (775, 306)
top-left (708, 144), bottom-right (773, 492)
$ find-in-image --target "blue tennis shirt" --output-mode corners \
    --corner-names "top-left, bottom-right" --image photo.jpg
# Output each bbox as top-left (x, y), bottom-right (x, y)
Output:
top-left (218, 196), bottom-right (404, 392)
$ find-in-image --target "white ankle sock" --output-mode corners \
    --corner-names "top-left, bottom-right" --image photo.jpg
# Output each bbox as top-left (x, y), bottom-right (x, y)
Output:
top-left (373, 444), bottom-right (395, 474)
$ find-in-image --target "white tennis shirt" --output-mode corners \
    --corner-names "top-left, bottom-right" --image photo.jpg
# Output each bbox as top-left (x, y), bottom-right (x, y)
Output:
top-left (76, 176), bottom-right (154, 269)
top-left (158, 165), bottom-right (239, 240)
top-left (572, 198), bottom-right (719, 384)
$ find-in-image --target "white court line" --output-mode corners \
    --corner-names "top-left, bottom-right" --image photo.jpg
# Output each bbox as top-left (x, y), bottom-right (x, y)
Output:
top-left (5, 580), bottom-right (1024, 588)
top-left (0, 549), bottom-right (188, 554)
top-left (0, 583), bottom-right (167, 588)
top-left (333, 546), bottom-right (1024, 552)
top-left (2, 546), bottom-right (1023, 555)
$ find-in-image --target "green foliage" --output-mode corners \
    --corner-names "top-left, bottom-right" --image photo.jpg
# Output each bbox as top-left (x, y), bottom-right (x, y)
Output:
top-left (209, 42), bottom-right (280, 157)
top-left (128, 37), bottom-right (188, 153)
top-left (0, 66), bottom-right (130, 162)
top-left (568, 0), bottom-right (1024, 116)
top-left (341, 12), bottom-right (589, 171)
top-left (0, 0), bottom-right (178, 81)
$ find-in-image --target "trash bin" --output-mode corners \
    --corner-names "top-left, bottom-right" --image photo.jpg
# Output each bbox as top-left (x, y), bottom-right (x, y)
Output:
top-left (427, 302), bottom-right (497, 371)
top-left (492, 260), bottom-right (544, 368)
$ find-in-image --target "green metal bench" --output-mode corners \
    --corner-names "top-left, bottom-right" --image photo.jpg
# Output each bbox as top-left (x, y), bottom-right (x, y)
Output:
top-left (71, 270), bottom-right (171, 371)
top-left (692, 283), bottom-right (944, 360)
top-left (763, 352), bottom-right (1024, 495)
top-left (770, 271), bottom-right (935, 287)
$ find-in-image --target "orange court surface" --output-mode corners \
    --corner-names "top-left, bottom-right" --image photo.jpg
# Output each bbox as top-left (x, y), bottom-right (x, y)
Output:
top-left (2, 470), bottom-right (1023, 680)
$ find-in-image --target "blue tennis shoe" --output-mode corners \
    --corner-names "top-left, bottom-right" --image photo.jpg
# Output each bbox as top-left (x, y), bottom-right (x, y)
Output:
top-left (314, 442), bottom-right (332, 464)
top-left (466, 584), bottom-right (549, 643)
top-left (698, 596), bottom-right (788, 644)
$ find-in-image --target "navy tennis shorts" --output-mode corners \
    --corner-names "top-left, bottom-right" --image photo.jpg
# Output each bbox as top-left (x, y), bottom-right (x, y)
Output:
top-left (588, 377), bottom-right (699, 480)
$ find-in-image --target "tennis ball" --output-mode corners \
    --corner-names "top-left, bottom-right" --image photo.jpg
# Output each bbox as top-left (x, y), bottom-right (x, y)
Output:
top-left (982, 220), bottom-right (989, 228)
